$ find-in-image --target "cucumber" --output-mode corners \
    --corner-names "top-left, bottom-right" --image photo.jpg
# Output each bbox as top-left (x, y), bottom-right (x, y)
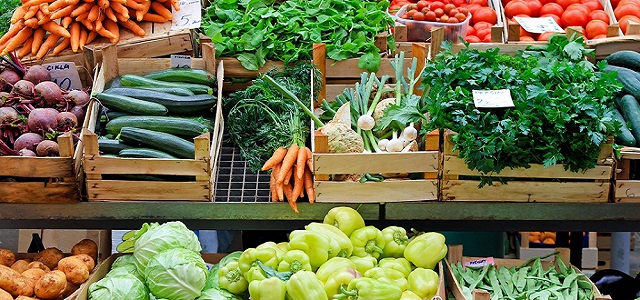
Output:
top-left (94, 92), bottom-right (168, 115)
top-left (612, 108), bottom-right (636, 146)
top-left (105, 116), bottom-right (210, 137)
top-left (119, 148), bottom-right (177, 159)
top-left (98, 139), bottom-right (133, 155)
top-left (103, 87), bottom-right (216, 115)
top-left (105, 111), bottom-right (130, 120)
top-left (143, 68), bottom-right (216, 86)
top-left (120, 74), bottom-right (213, 95)
top-left (605, 65), bottom-right (640, 100)
top-left (606, 50), bottom-right (640, 72)
top-left (618, 94), bottom-right (640, 147)
top-left (119, 127), bottom-right (195, 159)
top-left (135, 87), bottom-right (195, 96)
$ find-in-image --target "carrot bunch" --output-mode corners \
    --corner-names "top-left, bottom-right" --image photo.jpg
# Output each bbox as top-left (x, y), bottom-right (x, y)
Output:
top-left (0, 0), bottom-right (180, 59)
top-left (262, 145), bottom-right (315, 214)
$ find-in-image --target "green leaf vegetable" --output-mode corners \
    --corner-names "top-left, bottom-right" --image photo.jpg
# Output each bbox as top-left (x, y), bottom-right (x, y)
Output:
top-left (0, 0), bottom-right (20, 37)
top-left (422, 34), bottom-right (623, 187)
top-left (201, 0), bottom-right (394, 72)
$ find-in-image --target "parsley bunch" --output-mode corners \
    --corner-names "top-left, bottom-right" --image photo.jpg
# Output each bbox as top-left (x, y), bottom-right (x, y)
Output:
top-left (0, 0), bottom-right (20, 37)
top-left (422, 35), bottom-right (622, 186)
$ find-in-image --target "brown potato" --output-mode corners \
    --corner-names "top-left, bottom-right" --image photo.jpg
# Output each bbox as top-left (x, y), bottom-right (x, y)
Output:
top-left (11, 276), bottom-right (34, 297)
top-left (72, 254), bottom-right (95, 271)
top-left (34, 270), bottom-right (66, 300)
top-left (33, 248), bottom-right (64, 270)
top-left (0, 265), bottom-right (22, 295)
top-left (57, 256), bottom-right (89, 285)
top-left (71, 239), bottom-right (98, 264)
top-left (0, 288), bottom-right (12, 300)
top-left (0, 249), bottom-right (15, 267)
top-left (15, 296), bottom-right (39, 300)
top-left (11, 260), bottom-right (31, 273)
top-left (27, 261), bottom-right (50, 273)
top-left (22, 268), bottom-right (46, 291)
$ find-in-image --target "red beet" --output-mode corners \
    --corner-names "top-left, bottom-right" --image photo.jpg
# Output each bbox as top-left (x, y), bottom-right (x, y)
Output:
top-left (18, 149), bottom-right (36, 156)
top-left (12, 80), bottom-right (34, 96)
top-left (56, 112), bottom-right (77, 131)
top-left (36, 140), bottom-right (59, 156)
top-left (28, 108), bottom-right (58, 133)
top-left (69, 106), bottom-right (85, 126)
top-left (0, 70), bottom-right (20, 85)
top-left (64, 90), bottom-right (90, 106)
top-left (0, 107), bottom-right (19, 124)
top-left (13, 133), bottom-right (43, 151)
top-left (23, 65), bottom-right (51, 84)
top-left (34, 81), bottom-right (62, 106)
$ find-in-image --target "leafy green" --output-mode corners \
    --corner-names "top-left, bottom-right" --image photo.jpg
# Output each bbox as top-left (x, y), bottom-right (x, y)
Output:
top-left (422, 34), bottom-right (623, 186)
top-left (201, 0), bottom-right (393, 71)
top-left (0, 0), bottom-right (20, 37)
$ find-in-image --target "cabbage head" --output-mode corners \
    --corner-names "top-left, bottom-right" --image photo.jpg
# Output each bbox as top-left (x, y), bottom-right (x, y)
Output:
top-left (88, 273), bottom-right (149, 300)
top-left (196, 288), bottom-right (242, 300)
top-left (112, 254), bottom-right (137, 269)
top-left (134, 221), bottom-right (202, 274)
top-left (145, 248), bottom-right (208, 300)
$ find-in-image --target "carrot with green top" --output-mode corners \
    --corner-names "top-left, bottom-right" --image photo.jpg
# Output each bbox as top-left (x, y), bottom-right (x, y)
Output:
top-left (276, 144), bottom-right (299, 184)
top-left (262, 147), bottom-right (287, 171)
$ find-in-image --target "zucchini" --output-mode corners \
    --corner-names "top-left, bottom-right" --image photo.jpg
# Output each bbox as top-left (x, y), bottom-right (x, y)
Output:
top-left (105, 116), bottom-right (210, 137)
top-left (135, 86), bottom-right (195, 96)
top-left (605, 65), bottom-right (640, 100)
top-left (105, 111), bottom-right (130, 120)
top-left (618, 94), bottom-right (640, 147)
top-left (119, 127), bottom-right (195, 159)
top-left (613, 108), bottom-right (636, 146)
top-left (103, 87), bottom-right (216, 115)
top-left (94, 92), bottom-right (168, 115)
top-left (143, 68), bottom-right (216, 86)
top-left (119, 148), bottom-right (177, 159)
top-left (606, 50), bottom-right (640, 72)
top-left (120, 74), bottom-right (213, 95)
top-left (98, 139), bottom-right (133, 155)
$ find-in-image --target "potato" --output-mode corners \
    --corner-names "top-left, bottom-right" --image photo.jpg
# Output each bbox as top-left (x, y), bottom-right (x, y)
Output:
top-left (57, 256), bottom-right (89, 285)
top-left (71, 239), bottom-right (98, 264)
top-left (11, 276), bottom-right (34, 297)
top-left (72, 254), bottom-right (95, 271)
top-left (27, 261), bottom-right (50, 272)
top-left (15, 297), bottom-right (38, 300)
top-left (33, 248), bottom-right (64, 270)
top-left (0, 249), bottom-right (15, 267)
top-left (11, 260), bottom-right (31, 273)
top-left (34, 270), bottom-right (66, 300)
top-left (0, 265), bottom-right (21, 295)
top-left (0, 288), bottom-right (12, 300)
top-left (22, 268), bottom-right (46, 291)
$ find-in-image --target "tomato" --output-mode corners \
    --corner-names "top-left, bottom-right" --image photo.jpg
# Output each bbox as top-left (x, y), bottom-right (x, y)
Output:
top-left (619, 15), bottom-right (640, 33)
top-left (417, 0), bottom-right (430, 11)
top-left (474, 21), bottom-right (494, 30)
top-left (454, 12), bottom-right (468, 21)
top-left (580, 0), bottom-right (604, 10)
top-left (425, 10), bottom-right (438, 20)
top-left (390, 4), bottom-right (405, 12)
top-left (526, 0), bottom-right (543, 16)
top-left (519, 36), bottom-right (536, 41)
top-left (566, 3), bottom-right (591, 14)
top-left (413, 11), bottom-right (426, 20)
top-left (473, 7), bottom-right (498, 24)
top-left (541, 13), bottom-right (562, 25)
top-left (538, 0), bottom-right (555, 4)
top-left (618, 0), bottom-right (640, 6)
top-left (430, 1), bottom-right (445, 10)
top-left (453, 0), bottom-right (466, 6)
top-left (585, 19), bottom-right (608, 38)
top-left (464, 35), bottom-right (482, 42)
top-left (519, 22), bottom-right (533, 37)
top-left (591, 33), bottom-right (608, 38)
top-left (470, 0), bottom-right (489, 5)
top-left (449, 8), bottom-right (460, 16)
top-left (556, 0), bottom-right (580, 9)
top-left (476, 27), bottom-right (492, 39)
top-left (467, 26), bottom-right (477, 36)
top-left (561, 8), bottom-right (589, 27)
top-left (444, 3), bottom-right (456, 14)
top-left (482, 34), bottom-right (493, 42)
top-left (615, 4), bottom-right (640, 20)
top-left (540, 3), bottom-right (564, 16)
top-left (537, 31), bottom-right (556, 40)
top-left (440, 14), bottom-right (450, 21)
top-left (447, 16), bottom-right (460, 23)
top-left (611, 0), bottom-right (621, 7)
top-left (505, 0), bottom-right (532, 18)
top-left (434, 8), bottom-right (445, 16)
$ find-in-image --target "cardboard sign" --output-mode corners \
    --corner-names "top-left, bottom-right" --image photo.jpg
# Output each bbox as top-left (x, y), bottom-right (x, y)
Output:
top-left (515, 16), bottom-right (564, 34)
top-left (171, 0), bottom-right (202, 30)
top-left (171, 54), bottom-right (192, 68)
top-left (473, 89), bottom-right (515, 108)
top-left (42, 62), bottom-right (82, 91)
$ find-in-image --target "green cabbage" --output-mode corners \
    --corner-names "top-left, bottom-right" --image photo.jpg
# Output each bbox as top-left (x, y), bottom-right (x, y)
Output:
top-left (145, 248), bottom-right (208, 300)
top-left (134, 221), bottom-right (202, 274)
top-left (88, 273), bottom-right (149, 300)
top-left (112, 254), bottom-right (137, 269)
top-left (196, 288), bottom-right (242, 300)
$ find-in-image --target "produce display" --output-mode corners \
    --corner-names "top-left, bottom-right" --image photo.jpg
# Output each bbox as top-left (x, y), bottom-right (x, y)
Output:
top-left (0, 238), bottom-right (98, 298)
top-left (605, 50), bottom-right (640, 148)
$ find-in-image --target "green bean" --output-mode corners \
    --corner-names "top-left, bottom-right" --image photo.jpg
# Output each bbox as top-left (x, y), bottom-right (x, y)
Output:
top-left (488, 268), bottom-right (503, 299)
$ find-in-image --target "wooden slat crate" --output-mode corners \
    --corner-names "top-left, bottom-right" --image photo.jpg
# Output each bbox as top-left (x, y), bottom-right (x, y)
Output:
top-left (441, 131), bottom-right (614, 202)
top-left (81, 44), bottom-right (222, 202)
top-left (613, 147), bottom-right (640, 202)
top-left (519, 232), bottom-right (599, 270)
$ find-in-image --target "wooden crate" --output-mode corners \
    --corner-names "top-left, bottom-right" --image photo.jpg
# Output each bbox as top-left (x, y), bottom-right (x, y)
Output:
top-left (441, 131), bottom-right (614, 202)
top-left (612, 147), bottom-right (640, 202)
top-left (519, 232), bottom-right (599, 269)
top-left (81, 44), bottom-right (222, 202)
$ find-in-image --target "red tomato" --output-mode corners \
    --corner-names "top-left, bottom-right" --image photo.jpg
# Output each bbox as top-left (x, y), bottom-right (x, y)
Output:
top-left (505, 0), bottom-right (532, 18)
top-left (453, 0), bottom-right (466, 6)
top-left (537, 31), bottom-right (556, 40)
top-left (588, 10), bottom-right (610, 23)
top-left (538, 0), bottom-right (555, 4)
top-left (473, 7), bottom-right (498, 24)
top-left (526, 0), bottom-right (543, 16)
top-left (615, 4), bottom-right (640, 19)
top-left (455, 12), bottom-right (468, 21)
top-left (541, 13), bottom-right (562, 25)
top-left (591, 33), bottom-right (608, 38)
top-left (465, 35), bottom-right (482, 42)
top-left (585, 19), bottom-right (608, 38)
top-left (540, 3), bottom-right (564, 16)
top-left (482, 34), bottom-right (492, 42)
top-left (430, 1), bottom-right (445, 10)
top-left (425, 10), bottom-right (438, 20)
top-left (566, 3), bottom-right (591, 14)
top-left (413, 11), bottom-right (426, 20)
top-left (440, 14), bottom-right (450, 21)
top-left (561, 8), bottom-right (589, 27)
top-left (447, 17), bottom-right (460, 23)
top-left (467, 26), bottom-right (477, 36)
top-left (556, 0), bottom-right (580, 9)
top-left (469, 0), bottom-right (489, 6)
top-left (581, 0), bottom-right (604, 10)
top-left (449, 8), bottom-right (460, 16)
top-left (434, 8), bottom-right (445, 16)
top-left (465, 4), bottom-right (482, 16)
top-left (618, 0), bottom-right (640, 6)
top-left (444, 3), bottom-right (456, 14)
top-left (474, 21), bottom-right (494, 30)
top-left (417, 0), bottom-right (430, 11)
top-left (619, 15), bottom-right (640, 33)
top-left (476, 27), bottom-right (492, 39)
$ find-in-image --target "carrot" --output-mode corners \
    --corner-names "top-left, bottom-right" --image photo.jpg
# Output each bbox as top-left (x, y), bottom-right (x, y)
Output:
top-left (96, 22), bottom-right (116, 40)
top-left (35, 33), bottom-right (59, 59)
top-left (65, 0), bottom-right (80, 4)
top-left (47, 0), bottom-right (66, 10)
top-left (104, 18), bottom-right (119, 43)
top-left (39, 3), bottom-right (50, 15)
top-left (135, 0), bottom-right (151, 21)
top-left (37, 12), bottom-right (51, 25)
top-left (283, 183), bottom-right (299, 213)
top-left (0, 27), bottom-right (33, 56)
top-left (23, 5), bottom-right (39, 20)
top-left (110, 2), bottom-right (129, 19)
top-left (141, 12), bottom-right (167, 23)
top-left (75, 11), bottom-right (89, 21)
top-left (151, 1), bottom-right (173, 20)
top-left (295, 147), bottom-right (307, 181)
top-left (86, 4), bottom-right (99, 21)
top-left (41, 21), bottom-right (71, 38)
top-left (305, 147), bottom-right (313, 173)
top-left (262, 147), bottom-right (287, 171)
top-left (276, 180), bottom-right (284, 202)
top-left (97, 0), bottom-right (109, 9)
top-left (17, 37), bottom-right (33, 58)
top-left (0, 20), bottom-right (25, 45)
top-left (52, 37), bottom-right (70, 55)
top-left (170, 0), bottom-right (179, 11)
top-left (124, 0), bottom-right (145, 10)
top-left (24, 17), bottom-right (38, 28)
top-left (61, 16), bottom-right (73, 27)
top-left (70, 2), bottom-right (92, 17)
top-left (85, 30), bottom-right (98, 44)
top-left (69, 22), bottom-right (80, 52)
top-left (283, 166), bottom-right (293, 186)
top-left (79, 19), bottom-right (93, 31)
top-left (83, 0), bottom-right (95, 2)
top-left (270, 163), bottom-right (281, 202)
top-left (104, 7), bottom-right (117, 22)
top-left (11, 6), bottom-right (28, 23)
top-left (78, 27), bottom-right (88, 49)
top-left (21, 0), bottom-right (51, 8)
top-left (31, 28), bottom-right (45, 55)
top-left (303, 168), bottom-right (314, 204)
top-left (50, 4), bottom-right (76, 19)
top-left (291, 167), bottom-right (304, 201)
top-left (276, 144), bottom-right (299, 184)
top-left (118, 19), bottom-right (145, 36)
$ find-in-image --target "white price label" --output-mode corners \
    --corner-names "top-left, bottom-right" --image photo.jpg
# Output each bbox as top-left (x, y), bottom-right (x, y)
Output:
top-left (42, 62), bottom-right (82, 91)
top-left (171, 0), bottom-right (202, 30)
top-left (472, 89), bottom-right (515, 108)
top-left (514, 16), bottom-right (564, 34)
top-left (465, 257), bottom-right (495, 268)
top-left (171, 54), bottom-right (192, 68)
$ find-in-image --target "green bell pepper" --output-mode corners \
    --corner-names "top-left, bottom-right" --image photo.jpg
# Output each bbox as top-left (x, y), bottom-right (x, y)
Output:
top-left (217, 261), bottom-right (248, 294)
top-left (323, 206), bottom-right (365, 237)
top-left (324, 267), bottom-right (361, 299)
top-left (404, 232), bottom-right (447, 269)
top-left (316, 257), bottom-right (357, 282)
top-left (381, 226), bottom-right (409, 258)
top-left (306, 222), bottom-right (354, 257)
top-left (400, 291), bottom-right (422, 300)
top-left (238, 247), bottom-right (280, 276)
top-left (349, 256), bottom-right (377, 275)
top-left (285, 270), bottom-right (328, 300)
top-left (257, 241), bottom-right (286, 261)
top-left (288, 229), bottom-right (331, 270)
top-left (248, 277), bottom-right (286, 300)
top-left (350, 226), bottom-right (386, 259)
top-left (219, 251), bottom-right (243, 269)
top-left (364, 267), bottom-right (408, 291)
top-left (407, 267), bottom-right (439, 299)
top-left (276, 242), bottom-right (289, 253)
top-left (378, 257), bottom-right (413, 278)
top-left (245, 265), bottom-right (267, 283)
top-left (333, 277), bottom-right (403, 300)
top-left (277, 249), bottom-right (312, 273)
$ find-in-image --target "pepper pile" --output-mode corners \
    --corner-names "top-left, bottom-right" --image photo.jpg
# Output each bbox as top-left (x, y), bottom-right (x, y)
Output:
top-left (208, 207), bottom-right (448, 300)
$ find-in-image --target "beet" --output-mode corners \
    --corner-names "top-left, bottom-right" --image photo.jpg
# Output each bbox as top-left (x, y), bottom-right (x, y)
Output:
top-left (64, 90), bottom-right (90, 106)
top-left (34, 81), bottom-right (62, 106)
top-left (12, 80), bottom-right (34, 97)
top-left (0, 70), bottom-right (20, 85)
top-left (36, 140), bottom-right (59, 156)
top-left (56, 112), bottom-right (77, 131)
top-left (28, 108), bottom-right (58, 133)
top-left (13, 133), bottom-right (43, 151)
top-left (23, 65), bottom-right (51, 84)
top-left (18, 149), bottom-right (36, 156)
top-left (69, 106), bottom-right (85, 126)
top-left (0, 107), bottom-right (19, 124)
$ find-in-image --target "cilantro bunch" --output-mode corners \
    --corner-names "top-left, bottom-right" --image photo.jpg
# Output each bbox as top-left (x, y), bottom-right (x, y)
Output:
top-left (422, 34), bottom-right (622, 186)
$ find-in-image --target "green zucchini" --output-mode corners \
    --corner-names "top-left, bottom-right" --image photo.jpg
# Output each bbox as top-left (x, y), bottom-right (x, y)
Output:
top-left (94, 92), bottom-right (168, 115)
top-left (135, 86), bottom-right (195, 96)
top-left (606, 50), bottom-right (640, 72)
top-left (605, 65), bottom-right (640, 100)
top-left (618, 94), bottom-right (640, 147)
top-left (119, 148), bottom-right (177, 159)
top-left (98, 139), bottom-right (133, 155)
top-left (613, 108), bottom-right (636, 146)
top-left (120, 74), bottom-right (213, 95)
top-left (105, 116), bottom-right (210, 137)
top-left (143, 68), bottom-right (216, 86)
top-left (103, 87), bottom-right (216, 115)
top-left (119, 127), bottom-right (195, 159)
top-left (105, 111), bottom-right (130, 120)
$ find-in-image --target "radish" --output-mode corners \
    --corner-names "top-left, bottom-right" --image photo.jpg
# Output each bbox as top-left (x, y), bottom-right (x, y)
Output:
top-left (34, 81), bottom-right (63, 106)
top-left (13, 133), bottom-right (43, 151)
top-left (23, 65), bottom-right (51, 84)
top-left (12, 80), bottom-right (34, 97)
top-left (36, 140), bottom-right (59, 156)
top-left (28, 108), bottom-right (58, 133)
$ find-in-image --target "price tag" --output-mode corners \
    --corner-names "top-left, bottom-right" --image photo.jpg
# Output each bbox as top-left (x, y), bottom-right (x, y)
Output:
top-left (472, 89), bottom-right (515, 108)
top-left (514, 16), bottom-right (564, 34)
top-left (465, 257), bottom-right (495, 268)
top-left (42, 62), bottom-right (82, 91)
top-left (171, 54), bottom-right (192, 68)
top-left (171, 0), bottom-right (202, 30)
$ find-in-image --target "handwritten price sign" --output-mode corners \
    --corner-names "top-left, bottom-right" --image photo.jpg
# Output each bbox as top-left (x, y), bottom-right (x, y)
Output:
top-left (514, 16), bottom-right (564, 34)
top-left (472, 89), bottom-right (515, 108)
top-left (171, 0), bottom-right (202, 30)
top-left (41, 62), bottom-right (83, 91)
top-left (171, 55), bottom-right (192, 68)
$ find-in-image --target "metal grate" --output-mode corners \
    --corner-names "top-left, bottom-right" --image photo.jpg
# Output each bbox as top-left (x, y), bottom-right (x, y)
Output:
top-left (213, 135), bottom-right (271, 202)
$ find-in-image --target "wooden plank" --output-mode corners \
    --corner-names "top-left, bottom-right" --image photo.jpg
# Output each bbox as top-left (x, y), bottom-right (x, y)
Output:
top-left (614, 180), bottom-right (640, 202)
top-left (117, 58), bottom-right (208, 75)
top-left (314, 151), bottom-right (439, 174)
top-left (0, 182), bottom-right (79, 203)
top-left (0, 157), bottom-right (74, 177)
top-left (86, 181), bottom-right (210, 201)
top-left (324, 58), bottom-right (413, 79)
top-left (194, 133), bottom-right (211, 182)
top-left (84, 156), bottom-right (209, 176)
top-left (314, 130), bottom-right (330, 181)
top-left (315, 180), bottom-right (438, 202)
top-left (589, 36), bottom-right (640, 59)
top-left (442, 180), bottom-right (610, 202)
top-left (325, 84), bottom-right (356, 100)
top-left (313, 43), bottom-right (327, 106)
top-left (444, 156), bottom-right (613, 179)
top-left (222, 58), bottom-right (286, 78)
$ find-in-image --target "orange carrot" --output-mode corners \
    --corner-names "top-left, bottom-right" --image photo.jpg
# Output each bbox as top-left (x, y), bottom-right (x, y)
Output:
top-left (78, 27), bottom-right (88, 49)
top-left (303, 168), bottom-right (314, 204)
top-left (70, 2), bottom-right (92, 17)
top-left (86, 4), bottom-right (99, 21)
top-left (270, 163), bottom-right (281, 202)
top-left (110, 2), bottom-right (129, 18)
top-left (39, 3), bottom-right (50, 15)
top-left (47, 0), bottom-right (66, 10)
top-left (283, 183), bottom-right (299, 213)
top-left (96, 21), bottom-right (116, 40)
top-left (276, 180), bottom-right (284, 202)
top-left (50, 4), bottom-right (76, 19)
top-left (61, 16), bottom-right (73, 27)
top-left (170, 0), bottom-right (179, 11)
top-left (37, 12), bottom-right (51, 25)
top-left (1, 27), bottom-right (33, 56)
top-left (0, 20), bottom-right (25, 45)
top-left (79, 18), bottom-right (93, 31)
top-left (35, 8), bottom-right (45, 19)
top-left (35, 33), bottom-right (59, 59)
top-left (31, 28), bottom-right (45, 55)
top-left (83, 0), bottom-right (95, 2)
top-left (276, 144), bottom-right (299, 184)
top-left (17, 37), bottom-right (33, 58)
top-left (21, 0), bottom-right (51, 8)
top-left (41, 21), bottom-right (71, 38)
top-left (262, 147), bottom-right (287, 171)
top-left (141, 13), bottom-right (167, 23)
top-left (52, 36), bottom-right (70, 55)
top-left (135, 0), bottom-right (151, 21)
top-left (75, 11), bottom-right (89, 21)
top-left (283, 166), bottom-right (293, 186)
top-left (305, 147), bottom-right (313, 173)
top-left (11, 6), bottom-right (28, 23)
top-left (118, 19), bottom-right (145, 36)
top-left (85, 30), bottom-right (98, 44)
top-left (24, 17), bottom-right (38, 28)
top-left (295, 147), bottom-right (307, 181)
top-left (292, 168), bottom-right (304, 201)
top-left (69, 22), bottom-right (80, 52)
top-left (104, 18), bottom-right (119, 43)
top-left (23, 5), bottom-right (39, 20)
top-left (124, 0), bottom-right (145, 10)
top-left (97, 0), bottom-right (109, 9)
top-left (65, 0), bottom-right (80, 4)
top-left (151, 1), bottom-right (173, 20)
top-left (104, 7), bottom-right (117, 22)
